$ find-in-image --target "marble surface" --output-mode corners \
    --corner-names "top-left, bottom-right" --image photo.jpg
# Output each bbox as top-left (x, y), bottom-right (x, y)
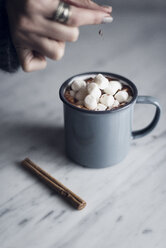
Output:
top-left (0, 11), bottom-right (166, 248)
top-left (97, 0), bottom-right (166, 10)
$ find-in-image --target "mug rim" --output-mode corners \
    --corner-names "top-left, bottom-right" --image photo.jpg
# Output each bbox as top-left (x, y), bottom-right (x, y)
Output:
top-left (59, 72), bottom-right (138, 114)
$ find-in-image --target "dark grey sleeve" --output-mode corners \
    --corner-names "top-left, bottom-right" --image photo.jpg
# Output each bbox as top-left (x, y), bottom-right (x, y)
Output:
top-left (0, 0), bottom-right (20, 72)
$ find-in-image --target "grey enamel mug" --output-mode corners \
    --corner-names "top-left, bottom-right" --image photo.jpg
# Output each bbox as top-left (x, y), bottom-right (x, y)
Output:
top-left (59, 72), bottom-right (161, 168)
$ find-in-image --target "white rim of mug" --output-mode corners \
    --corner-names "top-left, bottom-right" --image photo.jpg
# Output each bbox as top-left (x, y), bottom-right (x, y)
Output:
top-left (59, 72), bottom-right (138, 114)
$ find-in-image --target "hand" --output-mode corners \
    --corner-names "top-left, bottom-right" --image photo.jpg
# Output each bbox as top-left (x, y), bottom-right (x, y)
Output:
top-left (6, 0), bottom-right (112, 72)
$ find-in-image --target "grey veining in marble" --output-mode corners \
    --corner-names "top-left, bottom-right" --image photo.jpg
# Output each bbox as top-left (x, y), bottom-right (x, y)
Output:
top-left (0, 10), bottom-right (166, 248)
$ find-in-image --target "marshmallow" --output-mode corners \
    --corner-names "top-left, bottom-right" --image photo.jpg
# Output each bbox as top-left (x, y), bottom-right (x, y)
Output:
top-left (75, 88), bottom-right (87, 101)
top-left (112, 80), bottom-right (122, 89)
top-left (70, 90), bottom-right (75, 97)
top-left (96, 103), bottom-right (107, 111)
top-left (115, 91), bottom-right (129, 103)
top-left (87, 82), bottom-right (98, 92)
top-left (100, 94), bottom-right (114, 107)
top-left (94, 74), bottom-right (109, 90)
top-left (84, 95), bottom-right (97, 110)
top-left (71, 79), bottom-right (86, 92)
top-left (113, 100), bottom-right (120, 108)
top-left (87, 83), bottom-right (101, 100)
top-left (104, 80), bottom-right (122, 95)
top-left (127, 96), bottom-right (133, 103)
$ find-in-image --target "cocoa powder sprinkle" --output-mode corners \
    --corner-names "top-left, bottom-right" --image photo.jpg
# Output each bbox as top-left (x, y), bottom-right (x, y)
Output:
top-left (99, 29), bottom-right (103, 36)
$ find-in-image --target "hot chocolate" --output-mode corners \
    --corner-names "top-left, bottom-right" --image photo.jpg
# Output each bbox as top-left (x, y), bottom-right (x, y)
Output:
top-left (64, 74), bottom-right (133, 111)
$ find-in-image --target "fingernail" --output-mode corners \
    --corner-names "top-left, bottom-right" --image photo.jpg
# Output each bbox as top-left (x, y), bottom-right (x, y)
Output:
top-left (102, 16), bottom-right (113, 24)
top-left (102, 5), bottom-right (112, 10)
top-left (100, 5), bottom-right (112, 13)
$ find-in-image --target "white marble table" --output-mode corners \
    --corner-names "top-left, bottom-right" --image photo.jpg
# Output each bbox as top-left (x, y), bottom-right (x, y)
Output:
top-left (0, 11), bottom-right (166, 248)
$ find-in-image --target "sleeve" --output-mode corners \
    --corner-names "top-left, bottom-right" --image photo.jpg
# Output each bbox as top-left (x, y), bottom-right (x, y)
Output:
top-left (0, 0), bottom-right (20, 73)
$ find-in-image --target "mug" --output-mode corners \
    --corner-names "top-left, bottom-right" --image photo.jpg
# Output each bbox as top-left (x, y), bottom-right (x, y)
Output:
top-left (59, 72), bottom-right (161, 168)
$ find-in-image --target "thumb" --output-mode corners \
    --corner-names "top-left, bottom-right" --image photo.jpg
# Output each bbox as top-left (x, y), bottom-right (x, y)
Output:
top-left (16, 47), bottom-right (47, 72)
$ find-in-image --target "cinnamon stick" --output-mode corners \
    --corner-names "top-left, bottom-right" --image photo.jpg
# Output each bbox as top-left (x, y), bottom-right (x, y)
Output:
top-left (21, 158), bottom-right (86, 210)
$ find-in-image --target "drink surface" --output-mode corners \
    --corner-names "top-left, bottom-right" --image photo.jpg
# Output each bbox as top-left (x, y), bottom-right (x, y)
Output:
top-left (64, 74), bottom-right (133, 111)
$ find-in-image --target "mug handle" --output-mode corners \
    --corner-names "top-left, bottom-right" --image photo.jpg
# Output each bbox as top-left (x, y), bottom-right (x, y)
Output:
top-left (132, 96), bottom-right (161, 139)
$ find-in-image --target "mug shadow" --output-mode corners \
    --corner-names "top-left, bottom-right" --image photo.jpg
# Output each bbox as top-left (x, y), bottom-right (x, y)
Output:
top-left (1, 120), bottom-right (84, 169)
top-left (6, 122), bottom-right (68, 162)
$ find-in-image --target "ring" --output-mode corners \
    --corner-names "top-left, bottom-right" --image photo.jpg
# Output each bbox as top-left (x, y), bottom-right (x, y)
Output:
top-left (53, 1), bottom-right (71, 24)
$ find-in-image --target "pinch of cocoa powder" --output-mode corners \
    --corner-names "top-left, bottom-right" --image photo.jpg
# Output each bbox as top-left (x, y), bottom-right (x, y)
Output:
top-left (99, 29), bottom-right (103, 36)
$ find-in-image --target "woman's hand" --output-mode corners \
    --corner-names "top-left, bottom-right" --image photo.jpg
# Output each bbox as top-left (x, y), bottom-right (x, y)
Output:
top-left (6, 0), bottom-right (112, 72)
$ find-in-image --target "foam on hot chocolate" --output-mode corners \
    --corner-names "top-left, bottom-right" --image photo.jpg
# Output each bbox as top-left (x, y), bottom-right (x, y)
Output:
top-left (64, 74), bottom-right (133, 111)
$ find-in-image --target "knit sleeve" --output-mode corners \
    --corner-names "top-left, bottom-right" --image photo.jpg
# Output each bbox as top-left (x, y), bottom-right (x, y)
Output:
top-left (0, 0), bottom-right (20, 72)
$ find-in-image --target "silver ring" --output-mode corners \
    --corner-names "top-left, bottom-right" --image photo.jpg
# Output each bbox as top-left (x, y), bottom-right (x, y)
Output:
top-left (53, 2), bottom-right (71, 24)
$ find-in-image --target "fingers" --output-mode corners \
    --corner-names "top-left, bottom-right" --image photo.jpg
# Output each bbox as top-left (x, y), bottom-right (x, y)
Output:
top-left (34, 0), bottom-right (112, 18)
top-left (16, 36), bottom-right (65, 72)
top-left (22, 6), bottom-right (111, 41)
top-left (40, 1), bottom-right (112, 28)
top-left (29, 36), bottom-right (66, 60)
top-left (63, 0), bottom-right (112, 13)
top-left (16, 32), bottom-right (66, 59)
top-left (10, 0), bottom-right (113, 73)
top-left (16, 47), bottom-right (47, 72)
top-left (15, 14), bottom-right (80, 43)
top-left (67, 6), bottom-right (112, 26)
top-left (39, 19), bottom-right (80, 42)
